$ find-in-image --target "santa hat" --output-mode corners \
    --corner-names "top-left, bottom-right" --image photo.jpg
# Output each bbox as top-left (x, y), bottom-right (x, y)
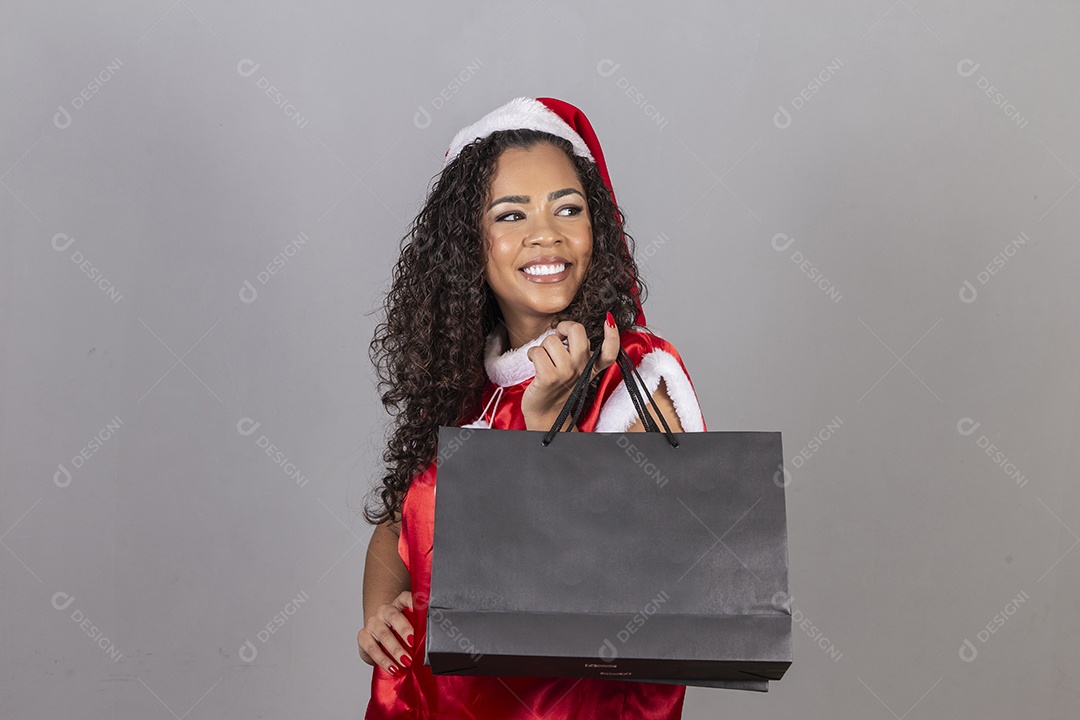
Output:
top-left (444, 96), bottom-right (646, 327)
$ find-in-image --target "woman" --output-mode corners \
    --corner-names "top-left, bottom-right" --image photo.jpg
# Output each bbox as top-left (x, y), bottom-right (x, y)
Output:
top-left (359, 97), bottom-right (707, 719)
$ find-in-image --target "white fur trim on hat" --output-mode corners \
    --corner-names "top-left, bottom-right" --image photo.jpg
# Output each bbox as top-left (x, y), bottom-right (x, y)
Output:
top-left (594, 349), bottom-right (706, 433)
top-left (444, 97), bottom-right (595, 167)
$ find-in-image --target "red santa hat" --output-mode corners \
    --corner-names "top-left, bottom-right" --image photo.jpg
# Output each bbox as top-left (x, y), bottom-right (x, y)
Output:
top-left (444, 96), bottom-right (646, 327)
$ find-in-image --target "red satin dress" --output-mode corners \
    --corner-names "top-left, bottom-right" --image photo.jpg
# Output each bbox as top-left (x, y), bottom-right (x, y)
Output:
top-left (365, 327), bottom-right (707, 720)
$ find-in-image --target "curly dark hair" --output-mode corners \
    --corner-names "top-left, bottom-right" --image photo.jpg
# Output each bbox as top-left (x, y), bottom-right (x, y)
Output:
top-left (364, 128), bottom-right (649, 526)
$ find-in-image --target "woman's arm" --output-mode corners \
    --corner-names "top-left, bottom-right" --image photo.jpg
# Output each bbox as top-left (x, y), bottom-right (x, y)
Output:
top-left (363, 520), bottom-right (409, 617)
top-left (625, 378), bottom-right (685, 433)
top-left (358, 519), bottom-right (415, 675)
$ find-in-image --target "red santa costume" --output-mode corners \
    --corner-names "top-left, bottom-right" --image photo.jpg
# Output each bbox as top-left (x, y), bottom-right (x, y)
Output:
top-left (365, 97), bottom-right (707, 720)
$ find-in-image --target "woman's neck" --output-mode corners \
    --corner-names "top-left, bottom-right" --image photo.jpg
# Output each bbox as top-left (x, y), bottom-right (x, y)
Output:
top-left (501, 317), bottom-right (556, 351)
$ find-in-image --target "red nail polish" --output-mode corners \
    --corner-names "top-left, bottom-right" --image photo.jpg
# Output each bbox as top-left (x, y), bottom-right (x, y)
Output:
top-left (605, 311), bottom-right (615, 329)
top-left (387, 664), bottom-right (400, 676)
top-left (400, 653), bottom-right (412, 668)
top-left (406, 633), bottom-right (414, 647)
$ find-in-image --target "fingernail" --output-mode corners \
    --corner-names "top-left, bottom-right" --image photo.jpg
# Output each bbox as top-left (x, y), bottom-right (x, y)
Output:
top-left (399, 653), bottom-right (412, 668)
top-left (605, 311), bottom-right (615, 329)
top-left (406, 633), bottom-right (414, 647)
top-left (387, 664), bottom-right (400, 676)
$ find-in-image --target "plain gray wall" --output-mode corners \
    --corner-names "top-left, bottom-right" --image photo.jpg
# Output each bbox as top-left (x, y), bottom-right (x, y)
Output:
top-left (3, 1), bottom-right (1078, 717)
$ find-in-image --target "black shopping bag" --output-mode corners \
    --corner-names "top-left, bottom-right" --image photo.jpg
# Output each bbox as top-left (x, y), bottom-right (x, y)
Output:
top-left (426, 341), bottom-right (791, 691)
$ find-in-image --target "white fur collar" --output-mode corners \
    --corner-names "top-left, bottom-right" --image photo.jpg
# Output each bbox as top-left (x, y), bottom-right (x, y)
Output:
top-left (484, 326), bottom-right (559, 387)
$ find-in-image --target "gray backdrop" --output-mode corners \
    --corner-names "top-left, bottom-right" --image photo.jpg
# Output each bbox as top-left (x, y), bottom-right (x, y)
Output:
top-left (3, 1), bottom-right (1078, 718)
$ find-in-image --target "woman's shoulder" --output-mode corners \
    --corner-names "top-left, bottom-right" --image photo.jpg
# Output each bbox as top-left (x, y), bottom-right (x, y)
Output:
top-left (618, 324), bottom-right (689, 363)
top-left (594, 323), bottom-right (706, 433)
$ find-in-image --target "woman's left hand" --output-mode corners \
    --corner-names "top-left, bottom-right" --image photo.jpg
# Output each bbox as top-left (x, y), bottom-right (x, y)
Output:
top-left (521, 316), bottom-right (621, 431)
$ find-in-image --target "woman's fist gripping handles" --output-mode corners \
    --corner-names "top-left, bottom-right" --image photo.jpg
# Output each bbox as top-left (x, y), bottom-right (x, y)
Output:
top-left (520, 312), bottom-right (620, 431)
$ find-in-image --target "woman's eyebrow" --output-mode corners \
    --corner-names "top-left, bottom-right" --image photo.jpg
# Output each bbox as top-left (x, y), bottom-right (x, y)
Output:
top-left (487, 188), bottom-right (584, 211)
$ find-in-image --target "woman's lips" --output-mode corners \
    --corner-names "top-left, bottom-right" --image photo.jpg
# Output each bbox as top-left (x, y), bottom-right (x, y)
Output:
top-left (519, 264), bottom-right (571, 283)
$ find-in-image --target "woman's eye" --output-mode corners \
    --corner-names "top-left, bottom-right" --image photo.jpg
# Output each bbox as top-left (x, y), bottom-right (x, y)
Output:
top-left (495, 211), bottom-right (523, 222)
top-left (557, 205), bottom-right (584, 217)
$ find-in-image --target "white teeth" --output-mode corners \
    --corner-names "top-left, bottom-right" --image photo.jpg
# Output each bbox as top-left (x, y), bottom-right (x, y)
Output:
top-left (522, 263), bottom-right (567, 276)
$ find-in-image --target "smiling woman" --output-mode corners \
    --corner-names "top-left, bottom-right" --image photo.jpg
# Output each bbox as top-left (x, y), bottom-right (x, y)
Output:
top-left (360, 97), bottom-right (706, 720)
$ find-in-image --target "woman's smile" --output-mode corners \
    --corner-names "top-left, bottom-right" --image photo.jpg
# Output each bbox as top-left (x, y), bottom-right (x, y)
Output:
top-left (519, 255), bottom-right (573, 283)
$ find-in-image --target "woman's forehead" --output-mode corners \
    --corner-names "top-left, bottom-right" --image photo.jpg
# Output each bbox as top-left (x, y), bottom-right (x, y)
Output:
top-left (489, 144), bottom-right (583, 191)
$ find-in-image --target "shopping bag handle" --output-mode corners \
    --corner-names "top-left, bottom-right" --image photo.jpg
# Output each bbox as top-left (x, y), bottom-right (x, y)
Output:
top-left (542, 339), bottom-right (679, 448)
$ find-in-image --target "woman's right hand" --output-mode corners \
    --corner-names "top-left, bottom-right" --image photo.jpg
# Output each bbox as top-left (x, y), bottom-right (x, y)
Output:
top-left (357, 590), bottom-right (415, 676)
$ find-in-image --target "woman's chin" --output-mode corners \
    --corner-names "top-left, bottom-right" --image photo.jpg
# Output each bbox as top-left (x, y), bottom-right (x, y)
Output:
top-left (523, 293), bottom-right (579, 316)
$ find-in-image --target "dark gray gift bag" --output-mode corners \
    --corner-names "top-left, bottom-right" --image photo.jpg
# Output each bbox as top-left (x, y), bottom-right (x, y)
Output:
top-left (426, 342), bottom-right (791, 691)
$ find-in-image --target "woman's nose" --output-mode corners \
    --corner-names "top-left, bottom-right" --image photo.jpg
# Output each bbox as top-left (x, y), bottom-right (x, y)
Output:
top-left (524, 213), bottom-right (563, 244)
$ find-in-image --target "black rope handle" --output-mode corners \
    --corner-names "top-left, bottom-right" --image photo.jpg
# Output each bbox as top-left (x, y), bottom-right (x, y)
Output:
top-left (615, 350), bottom-right (659, 434)
top-left (616, 347), bottom-right (678, 447)
top-left (542, 338), bottom-right (680, 448)
top-left (541, 342), bottom-right (603, 446)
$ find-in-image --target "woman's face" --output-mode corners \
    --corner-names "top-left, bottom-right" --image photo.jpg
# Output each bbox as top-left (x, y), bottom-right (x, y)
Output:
top-left (482, 142), bottom-right (593, 333)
